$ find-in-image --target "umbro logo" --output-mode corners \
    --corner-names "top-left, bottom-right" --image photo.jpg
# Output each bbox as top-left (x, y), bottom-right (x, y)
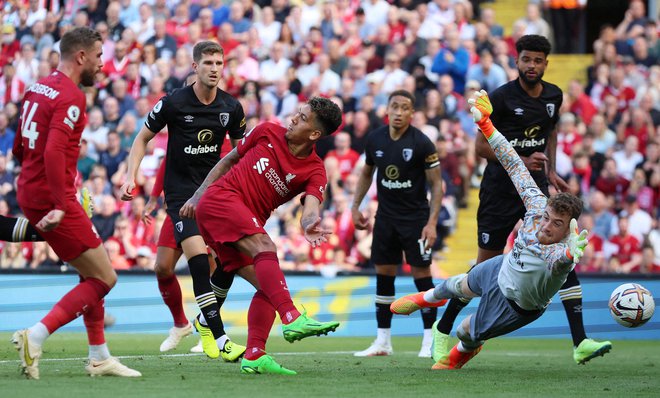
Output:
top-left (184, 115), bottom-right (194, 123)
top-left (285, 173), bottom-right (296, 183)
top-left (375, 150), bottom-right (384, 157)
top-left (253, 157), bottom-right (269, 174)
top-left (514, 108), bottom-right (524, 116)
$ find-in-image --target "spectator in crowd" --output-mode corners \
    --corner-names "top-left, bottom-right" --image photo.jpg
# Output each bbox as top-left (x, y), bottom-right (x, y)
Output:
top-left (465, 49), bottom-right (507, 93)
top-left (146, 17), bottom-right (178, 61)
top-left (82, 107), bottom-right (109, 161)
top-left (0, 112), bottom-right (16, 156)
top-left (431, 26), bottom-right (469, 93)
top-left (608, 216), bottom-right (642, 273)
top-left (612, 135), bottom-right (643, 181)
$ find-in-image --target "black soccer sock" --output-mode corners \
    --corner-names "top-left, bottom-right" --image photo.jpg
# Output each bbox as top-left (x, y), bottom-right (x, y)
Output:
top-left (414, 276), bottom-right (437, 329)
top-left (436, 298), bottom-right (470, 335)
top-left (210, 260), bottom-right (235, 310)
top-left (375, 274), bottom-right (396, 329)
top-left (559, 270), bottom-right (587, 346)
top-left (0, 216), bottom-right (43, 242)
top-left (188, 254), bottom-right (225, 339)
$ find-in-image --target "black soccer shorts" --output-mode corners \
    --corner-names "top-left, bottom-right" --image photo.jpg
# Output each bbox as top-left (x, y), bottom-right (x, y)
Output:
top-left (371, 215), bottom-right (432, 267)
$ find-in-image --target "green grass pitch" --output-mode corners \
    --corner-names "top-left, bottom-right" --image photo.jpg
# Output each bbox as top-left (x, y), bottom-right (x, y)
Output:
top-left (0, 333), bottom-right (658, 397)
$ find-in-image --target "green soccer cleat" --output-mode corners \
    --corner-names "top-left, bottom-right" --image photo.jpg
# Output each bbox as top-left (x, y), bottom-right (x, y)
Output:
top-left (241, 355), bottom-right (297, 375)
top-left (193, 317), bottom-right (219, 359)
top-left (573, 338), bottom-right (612, 365)
top-left (221, 340), bottom-right (246, 362)
top-left (431, 320), bottom-right (450, 363)
top-left (281, 311), bottom-right (340, 343)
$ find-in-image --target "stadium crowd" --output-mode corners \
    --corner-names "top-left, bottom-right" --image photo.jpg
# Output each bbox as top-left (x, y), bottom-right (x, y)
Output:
top-left (0, 0), bottom-right (657, 275)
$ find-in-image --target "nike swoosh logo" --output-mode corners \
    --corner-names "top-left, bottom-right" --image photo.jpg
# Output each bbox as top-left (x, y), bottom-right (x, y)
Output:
top-left (23, 341), bottom-right (34, 366)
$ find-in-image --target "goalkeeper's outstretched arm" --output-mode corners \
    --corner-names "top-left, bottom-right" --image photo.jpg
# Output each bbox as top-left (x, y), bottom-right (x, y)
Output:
top-left (468, 90), bottom-right (545, 211)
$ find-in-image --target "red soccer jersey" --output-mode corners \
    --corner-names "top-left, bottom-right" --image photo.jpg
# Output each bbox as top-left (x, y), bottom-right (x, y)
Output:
top-left (214, 122), bottom-right (327, 223)
top-left (14, 71), bottom-right (87, 212)
top-left (609, 234), bottom-right (641, 263)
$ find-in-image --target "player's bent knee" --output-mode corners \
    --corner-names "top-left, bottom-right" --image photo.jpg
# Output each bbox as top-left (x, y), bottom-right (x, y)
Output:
top-left (154, 262), bottom-right (175, 278)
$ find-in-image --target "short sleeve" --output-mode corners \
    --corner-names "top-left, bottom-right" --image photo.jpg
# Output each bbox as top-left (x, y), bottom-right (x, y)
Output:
top-left (419, 134), bottom-right (439, 169)
top-left (364, 133), bottom-right (375, 166)
top-left (302, 168), bottom-right (327, 205)
top-left (236, 122), bottom-right (266, 157)
top-left (227, 102), bottom-right (247, 140)
top-left (145, 95), bottom-right (170, 133)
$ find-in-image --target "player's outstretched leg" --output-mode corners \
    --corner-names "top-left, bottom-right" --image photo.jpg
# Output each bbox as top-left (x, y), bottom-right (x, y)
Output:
top-left (390, 290), bottom-right (448, 315)
top-left (560, 271), bottom-right (612, 364)
top-left (251, 252), bottom-right (339, 343)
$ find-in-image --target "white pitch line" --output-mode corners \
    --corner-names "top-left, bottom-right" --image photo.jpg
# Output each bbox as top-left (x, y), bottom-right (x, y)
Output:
top-left (0, 350), bottom-right (558, 365)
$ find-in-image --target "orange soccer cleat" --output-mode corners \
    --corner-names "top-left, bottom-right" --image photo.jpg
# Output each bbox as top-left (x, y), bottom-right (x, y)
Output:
top-left (432, 344), bottom-right (482, 370)
top-left (390, 291), bottom-right (447, 315)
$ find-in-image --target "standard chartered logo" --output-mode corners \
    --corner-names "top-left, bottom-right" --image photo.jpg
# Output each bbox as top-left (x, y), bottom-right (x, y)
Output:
top-left (381, 165), bottom-right (411, 189)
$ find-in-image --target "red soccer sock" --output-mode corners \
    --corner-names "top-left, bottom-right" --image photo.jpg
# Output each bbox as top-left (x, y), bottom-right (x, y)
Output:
top-left (83, 299), bottom-right (106, 346)
top-left (253, 251), bottom-right (300, 324)
top-left (244, 290), bottom-right (276, 361)
top-left (157, 274), bottom-right (188, 327)
top-left (41, 277), bottom-right (110, 334)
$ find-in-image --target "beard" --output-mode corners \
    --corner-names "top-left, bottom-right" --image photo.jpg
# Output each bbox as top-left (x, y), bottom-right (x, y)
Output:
top-left (518, 68), bottom-right (544, 85)
top-left (80, 69), bottom-right (96, 87)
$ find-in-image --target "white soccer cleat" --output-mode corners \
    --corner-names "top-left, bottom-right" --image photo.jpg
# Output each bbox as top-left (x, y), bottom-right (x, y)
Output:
top-left (11, 329), bottom-right (42, 380)
top-left (189, 339), bottom-right (203, 353)
top-left (418, 341), bottom-right (433, 358)
top-left (86, 357), bottom-right (142, 377)
top-left (159, 322), bottom-right (193, 352)
top-left (353, 341), bottom-right (393, 357)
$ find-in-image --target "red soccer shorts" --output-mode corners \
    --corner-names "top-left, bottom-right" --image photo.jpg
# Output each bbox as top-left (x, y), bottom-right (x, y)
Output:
top-left (196, 186), bottom-right (261, 272)
top-left (157, 215), bottom-right (178, 249)
top-left (22, 203), bottom-right (102, 262)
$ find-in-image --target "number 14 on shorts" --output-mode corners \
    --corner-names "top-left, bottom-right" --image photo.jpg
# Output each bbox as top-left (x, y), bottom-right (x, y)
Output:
top-left (418, 238), bottom-right (432, 256)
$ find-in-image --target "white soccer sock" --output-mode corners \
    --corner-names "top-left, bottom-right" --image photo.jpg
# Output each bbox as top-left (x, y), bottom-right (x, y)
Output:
top-left (27, 322), bottom-right (49, 347)
top-left (422, 328), bottom-right (433, 346)
top-left (423, 288), bottom-right (442, 303)
top-left (198, 313), bottom-right (207, 326)
top-left (376, 328), bottom-right (391, 345)
top-left (216, 334), bottom-right (229, 350)
top-left (88, 343), bottom-right (111, 361)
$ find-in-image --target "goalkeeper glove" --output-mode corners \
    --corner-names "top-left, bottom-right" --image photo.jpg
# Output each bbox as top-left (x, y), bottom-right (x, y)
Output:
top-left (467, 89), bottom-right (496, 139)
top-left (566, 218), bottom-right (588, 264)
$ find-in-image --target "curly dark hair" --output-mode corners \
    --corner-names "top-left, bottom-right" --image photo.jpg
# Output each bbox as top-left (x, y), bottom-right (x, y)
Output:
top-left (308, 97), bottom-right (342, 136)
top-left (547, 192), bottom-right (583, 220)
top-left (515, 34), bottom-right (552, 56)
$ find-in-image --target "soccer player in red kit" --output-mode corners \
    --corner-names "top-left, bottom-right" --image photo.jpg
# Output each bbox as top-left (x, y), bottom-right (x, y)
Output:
top-left (11, 27), bottom-right (141, 380)
top-left (179, 97), bottom-right (343, 375)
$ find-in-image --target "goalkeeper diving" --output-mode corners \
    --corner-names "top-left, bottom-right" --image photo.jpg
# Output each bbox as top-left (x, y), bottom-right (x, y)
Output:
top-left (390, 90), bottom-right (597, 370)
